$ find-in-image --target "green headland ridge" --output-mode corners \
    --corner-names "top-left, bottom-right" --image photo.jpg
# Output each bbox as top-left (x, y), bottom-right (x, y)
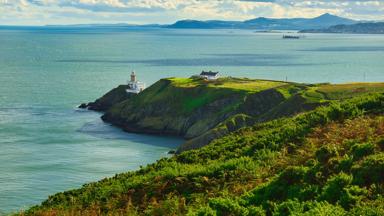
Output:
top-left (23, 76), bottom-right (384, 215)
top-left (81, 76), bottom-right (384, 153)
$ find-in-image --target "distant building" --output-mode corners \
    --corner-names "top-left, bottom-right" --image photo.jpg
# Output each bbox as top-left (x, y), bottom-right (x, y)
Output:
top-left (126, 71), bottom-right (146, 94)
top-left (199, 70), bottom-right (219, 80)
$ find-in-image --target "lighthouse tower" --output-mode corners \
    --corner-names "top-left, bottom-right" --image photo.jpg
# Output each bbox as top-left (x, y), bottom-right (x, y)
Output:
top-left (130, 71), bottom-right (136, 82)
top-left (126, 71), bottom-right (146, 94)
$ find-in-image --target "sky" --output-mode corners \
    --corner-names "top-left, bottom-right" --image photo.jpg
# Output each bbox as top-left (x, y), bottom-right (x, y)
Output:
top-left (0, 0), bottom-right (383, 26)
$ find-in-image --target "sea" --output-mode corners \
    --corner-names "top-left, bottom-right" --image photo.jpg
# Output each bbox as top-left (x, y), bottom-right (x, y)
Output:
top-left (0, 27), bottom-right (383, 213)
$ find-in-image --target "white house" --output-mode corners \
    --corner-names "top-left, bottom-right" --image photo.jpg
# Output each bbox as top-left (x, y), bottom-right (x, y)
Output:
top-left (199, 71), bottom-right (220, 80)
top-left (126, 71), bottom-right (146, 94)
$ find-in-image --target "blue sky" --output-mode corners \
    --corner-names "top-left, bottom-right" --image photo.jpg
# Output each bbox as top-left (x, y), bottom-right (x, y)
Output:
top-left (0, 0), bottom-right (383, 25)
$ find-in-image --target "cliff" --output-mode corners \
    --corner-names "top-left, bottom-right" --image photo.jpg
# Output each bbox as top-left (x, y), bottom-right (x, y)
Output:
top-left (80, 77), bottom-right (384, 153)
top-left (79, 85), bottom-right (135, 111)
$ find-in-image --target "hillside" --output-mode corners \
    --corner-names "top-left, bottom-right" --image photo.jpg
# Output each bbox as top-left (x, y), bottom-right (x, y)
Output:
top-left (82, 77), bottom-right (384, 153)
top-left (24, 89), bottom-right (384, 215)
top-left (167, 13), bottom-right (356, 30)
top-left (300, 22), bottom-right (384, 34)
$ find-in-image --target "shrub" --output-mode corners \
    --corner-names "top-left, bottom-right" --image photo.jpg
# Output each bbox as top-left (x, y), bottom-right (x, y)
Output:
top-left (336, 156), bottom-right (353, 173)
top-left (301, 201), bottom-right (346, 216)
top-left (279, 166), bottom-right (308, 185)
top-left (339, 185), bottom-right (368, 209)
top-left (246, 206), bottom-right (265, 216)
top-left (352, 153), bottom-right (384, 186)
top-left (144, 196), bottom-right (185, 216)
top-left (209, 198), bottom-right (248, 216)
top-left (319, 173), bottom-right (353, 204)
top-left (351, 143), bottom-right (376, 160)
top-left (377, 138), bottom-right (384, 151)
top-left (350, 197), bottom-right (384, 216)
top-left (195, 206), bottom-right (217, 216)
top-left (274, 200), bottom-right (346, 216)
top-left (273, 199), bottom-right (304, 216)
top-left (316, 145), bottom-right (338, 163)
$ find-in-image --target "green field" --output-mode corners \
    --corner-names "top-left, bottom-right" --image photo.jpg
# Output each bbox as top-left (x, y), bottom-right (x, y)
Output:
top-left (168, 77), bottom-right (287, 92)
top-left (317, 83), bottom-right (384, 99)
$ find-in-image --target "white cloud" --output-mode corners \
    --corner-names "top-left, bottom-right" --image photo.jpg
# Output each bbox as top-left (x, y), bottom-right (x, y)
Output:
top-left (0, 0), bottom-right (383, 25)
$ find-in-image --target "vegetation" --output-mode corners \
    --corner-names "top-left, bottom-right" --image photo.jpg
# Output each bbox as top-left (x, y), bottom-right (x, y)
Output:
top-left (317, 83), bottom-right (384, 100)
top-left (22, 88), bottom-right (384, 215)
top-left (99, 77), bottom-right (384, 153)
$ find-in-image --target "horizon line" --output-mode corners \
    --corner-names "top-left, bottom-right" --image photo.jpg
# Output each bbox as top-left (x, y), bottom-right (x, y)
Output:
top-left (2, 13), bottom-right (380, 28)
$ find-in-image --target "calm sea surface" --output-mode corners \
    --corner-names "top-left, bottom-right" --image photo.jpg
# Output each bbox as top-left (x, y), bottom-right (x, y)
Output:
top-left (0, 27), bottom-right (383, 213)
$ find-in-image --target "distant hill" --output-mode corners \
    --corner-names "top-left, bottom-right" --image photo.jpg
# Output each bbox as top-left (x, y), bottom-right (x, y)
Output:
top-left (1, 13), bottom-right (358, 31)
top-left (300, 22), bottom-right (384, 34)
top-left (167, 13), bottom-right (356, 30)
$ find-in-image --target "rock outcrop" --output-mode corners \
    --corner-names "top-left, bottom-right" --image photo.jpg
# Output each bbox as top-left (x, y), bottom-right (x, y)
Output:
top-left (79, 85), bottom-right (135, 111)
top-left (101, 79), bottom-right (247, 138)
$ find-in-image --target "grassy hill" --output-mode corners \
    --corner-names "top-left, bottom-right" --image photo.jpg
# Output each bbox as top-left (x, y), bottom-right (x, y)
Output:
top-left (94, 77), bottom-right (384, 153)
top-left (20, 78), bottom-right (384, 215)
top-left (22, 78), bottom-right (384, 215)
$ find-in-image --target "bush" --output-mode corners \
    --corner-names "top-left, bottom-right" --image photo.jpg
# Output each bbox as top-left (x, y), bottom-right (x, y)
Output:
top-left (351, 143), bottom-right (376, 160)
top-left (195, 206), bottom-right (217, 216)
top-left (301, 201), bottom-right (346, 216)
top-left (273, 199), bottom-right (304, 216)
top-left (209, 198), bottom-right (248, 216)
top-left (339, 185), bottom-right (368, 209)
top-left (144, 196), bottom-right (185, 216)
top-left (319, 173), bottom-right (353, 204)
top-left (246, 206), bottom-right (265, 216)
top-left (316, 145), bottom-right (338, 163)
top-left (273, 200), bottom-right (346, 216)
top-left (279, 166), bottom-right (308, 185)
top-left (352, 153), bottom-right (384, 186)
top-left (336, 156), bottom-right (353, 173)
top-left (377, 138), bottom-right (384, 151)
top-left (350, 198), bottom-right (384, 216)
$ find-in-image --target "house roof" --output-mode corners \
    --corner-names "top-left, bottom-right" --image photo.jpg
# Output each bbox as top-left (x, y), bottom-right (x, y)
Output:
top-left (200, 71), bottom-right (219, 76)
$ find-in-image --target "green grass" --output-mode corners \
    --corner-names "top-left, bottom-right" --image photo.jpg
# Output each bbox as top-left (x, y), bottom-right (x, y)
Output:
top-left (302, 87), bottom-right (326, 103)
top-left (167, 77), bottom-right (287, 93)
top-left (20, 77), bottom-right (384, 215)
top-left (23, 93), bottom-right (384, 216)
top-left (316, 83), bottom-right (384, 100)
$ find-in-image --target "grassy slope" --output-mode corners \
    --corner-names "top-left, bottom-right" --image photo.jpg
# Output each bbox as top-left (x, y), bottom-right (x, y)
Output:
top-left (102, 77), bottom-right (292, 140)
top-left (178, 80), bottom-right (384, 152)
top-left (22, 80), bottom-right (384, 216)
top-left (140, 77), bottom-right (287, 114)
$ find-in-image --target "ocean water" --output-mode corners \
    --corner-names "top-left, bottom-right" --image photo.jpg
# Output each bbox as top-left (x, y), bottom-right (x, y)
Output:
top-left (0, 27), bottom-right (384, 213)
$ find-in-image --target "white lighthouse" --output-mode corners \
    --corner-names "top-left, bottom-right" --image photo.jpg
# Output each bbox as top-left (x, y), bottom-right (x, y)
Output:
top-left (126, 71), bottom-right (146, 94)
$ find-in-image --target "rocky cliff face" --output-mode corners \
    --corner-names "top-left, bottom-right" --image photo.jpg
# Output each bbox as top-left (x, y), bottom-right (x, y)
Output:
top-left (79, 85), bottom-right (135, 111)
top-left (101, 79), bottom-right (247, 138)
top-left (82, 77), bottom-right (334, 153)
top-left (177, 89), bottom-right (326, 152)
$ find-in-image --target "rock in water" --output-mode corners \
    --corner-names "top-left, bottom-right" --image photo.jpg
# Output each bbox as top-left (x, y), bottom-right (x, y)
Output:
top-left (78, 103), bottom-right (88, 109)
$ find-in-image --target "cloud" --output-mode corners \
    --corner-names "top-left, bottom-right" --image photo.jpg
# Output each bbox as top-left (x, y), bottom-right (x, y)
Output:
top-left (0, 0), bottom-right (383, 25)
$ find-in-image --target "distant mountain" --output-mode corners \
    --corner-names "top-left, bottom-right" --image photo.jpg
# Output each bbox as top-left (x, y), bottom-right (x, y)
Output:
top-left (166, 13), bottom-right (356, 30)
top-left (300, 22), bottom-right (384, 34)
top-left (165, 20), bottom-right (241, 29)
top-left (0, 13), bottom-right (359, 31)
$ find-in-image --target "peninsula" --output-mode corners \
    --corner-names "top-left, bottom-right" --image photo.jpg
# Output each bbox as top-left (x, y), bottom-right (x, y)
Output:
top-left (80, 76), bottom-right (384, 153)
top-left (25, 76), bottom-right (384, 215)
